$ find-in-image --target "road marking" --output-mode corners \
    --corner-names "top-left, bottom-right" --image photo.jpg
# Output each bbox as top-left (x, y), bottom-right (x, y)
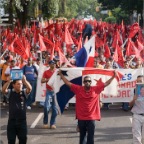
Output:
top-left (30, 113), bottom-right (43, 128)
top-left (129, 117), bottom-right (132, 123)
top-left (30, 136), bottom-right (42, 143)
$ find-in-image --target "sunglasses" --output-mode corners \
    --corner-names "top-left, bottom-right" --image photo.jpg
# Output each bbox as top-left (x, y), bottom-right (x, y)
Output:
top-left (84, 80), bottom-right (91, 83)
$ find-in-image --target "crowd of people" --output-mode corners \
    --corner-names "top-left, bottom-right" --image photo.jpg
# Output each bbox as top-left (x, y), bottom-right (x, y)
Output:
top-left (0, 18), bottom-right (144, 144)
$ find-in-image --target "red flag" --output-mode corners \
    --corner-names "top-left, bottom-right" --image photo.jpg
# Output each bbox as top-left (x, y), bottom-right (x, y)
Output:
top-left (71, 35), bottom-right (79, 46)
top-left (126, 39), bottom-right (134, 56)
top-left (2, 40), bottom-right (7, 50)
top-left (39, 34), bottom-right (47, 51)
top-left (44, 23), bottom-right (54, 31)
top-left (42, 36), bottom-right (54, 50)
top-left (104, 44), bottom-right (111, 58)
top-left (31, 20), bottom-right (36, 32)
top-left (95, 35), bottom-right (103, 48)
top-left (64, 27), bottom-right (74, 45)
top-left (13, 38), bottom-right (26, 57)
top-left (113, 45), bottom-right (118, 62)
top-left (57, 47), bottom-right (70, 66)
top-left (137, 39), bottom-right (144, 51)
top-left (8, 35), bottom-right (18, 52)
top-left (116, 44), bottom-right (124, 67)
top-left (126, 39), bottom-right (141, 58)
top-left (23, 38), bottom-right (30, 59)
top-left (6, 32), bottom-right (14, 45)
top-left (112, 30), bottom-right (123, 48)
top-left (55, 22), bottom-right (62, 36)
top-left (128, 23), bottom-right (140, 38)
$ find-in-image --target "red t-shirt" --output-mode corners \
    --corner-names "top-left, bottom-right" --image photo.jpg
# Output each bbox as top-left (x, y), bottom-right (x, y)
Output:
top-left (42, 69), bottom-right (56, 91)
top-left (71, 83), bottom-right (104, 121)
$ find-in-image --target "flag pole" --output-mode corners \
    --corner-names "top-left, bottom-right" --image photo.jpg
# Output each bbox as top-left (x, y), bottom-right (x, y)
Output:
top-left (40, 51), bottom-right (43, 64)
top-left (0, 48), bottom-right (8, 59)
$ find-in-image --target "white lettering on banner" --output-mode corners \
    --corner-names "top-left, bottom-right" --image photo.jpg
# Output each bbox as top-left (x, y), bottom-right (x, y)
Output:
top-left (36, 67), bottom-right (144, 103)
top-left (100, 68), bottom-right (143, 103)
top-left (35, 63), bottom-right (48, 102)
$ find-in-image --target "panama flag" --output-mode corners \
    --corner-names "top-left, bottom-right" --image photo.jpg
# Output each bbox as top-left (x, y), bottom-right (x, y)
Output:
top-left (48, 68), bottom-right (123, 113)
top-left (74, 35), bottom-right (95, 67)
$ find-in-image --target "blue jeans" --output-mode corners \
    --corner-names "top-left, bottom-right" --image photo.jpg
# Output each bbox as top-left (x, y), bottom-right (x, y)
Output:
top-left (26, 80), bottom-right (37, 106)
top-left (78, 120), bottom-right (96, 144)
top-left (122, 102), bottom-right (129, 111)
top-left (43, 90), bottom-right (58, 125)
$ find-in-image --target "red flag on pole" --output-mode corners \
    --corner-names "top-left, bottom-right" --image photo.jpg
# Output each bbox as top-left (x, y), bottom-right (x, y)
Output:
top-left (8, 35), bottom-right (18, 52)
top-left (104, 44), bottom-right (111, 58)
top-left (13, 38), bottom-right (26, 57)
top-left (126, 39), bottom-right (141, 58)
top-left (57, 47), bottom-right (70, 66)
top-left (128, 23), bottom-right (140, 38)
top-left (39, 34), bottom-right (47, 51)
top-left (64, 27), bottom-right (74, 45)
top-left (136, 39), bottom-right (144, 51)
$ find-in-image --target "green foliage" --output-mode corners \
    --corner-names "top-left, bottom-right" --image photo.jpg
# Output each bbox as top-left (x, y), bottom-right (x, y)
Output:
top-left (57, 0), bottom-right (100, 19)
top-left (28, 0), bottom-right (42, 19)
top-left (4, 0), bottom-right (141, 26)
top-left (104, 16), bottom-right (116, 23)
top-left (42, 0), bottom-right (59, 19)
top-left (112, 7), bottom-right (129, 24)
top-left (98, 0), bottom-right (143, 15)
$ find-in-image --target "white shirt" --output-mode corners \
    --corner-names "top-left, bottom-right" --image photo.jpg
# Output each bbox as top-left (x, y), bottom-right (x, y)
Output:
top-left (5, 66), bottom-right (20, 75)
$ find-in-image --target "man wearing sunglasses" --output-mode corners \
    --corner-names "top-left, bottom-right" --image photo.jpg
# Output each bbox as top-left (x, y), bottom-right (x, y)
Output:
top-left (58, 70), bottom-right (117, 144)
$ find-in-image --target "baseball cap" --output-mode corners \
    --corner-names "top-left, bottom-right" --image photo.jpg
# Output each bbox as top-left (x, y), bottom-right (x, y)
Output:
top-left (48, 60), bottom-right (55, 64)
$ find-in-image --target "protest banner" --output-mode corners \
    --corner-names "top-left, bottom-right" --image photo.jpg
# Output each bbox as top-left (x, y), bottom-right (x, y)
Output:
top-left (36, 67), bottom-right (143, 103)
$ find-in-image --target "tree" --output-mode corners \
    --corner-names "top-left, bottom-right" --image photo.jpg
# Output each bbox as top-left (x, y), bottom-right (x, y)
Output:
top-left (3, 0), bottom-right (32, 27)
top-left (42, 0), bottom-right (59, 19)
top-left (112, 7), bottom-right (129, 24)
top-left (15, 0), bottom-right (31, 27)
top-left (57, 0), bottom-right (100, 20)
top-left (98, 0), bottom-right (143, 25)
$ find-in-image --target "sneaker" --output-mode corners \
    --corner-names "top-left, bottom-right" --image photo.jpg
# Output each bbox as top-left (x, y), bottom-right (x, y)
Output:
top-left (43, 124), bottom-right (49, 129)
top-left (50, 125), bottom-right (56, 129)
top-left (32, 102), bottom-right (37, 106)
top-left (64, 106), bottom-right (68, 110)
top-left (27, 106), bottom-right (31, 110)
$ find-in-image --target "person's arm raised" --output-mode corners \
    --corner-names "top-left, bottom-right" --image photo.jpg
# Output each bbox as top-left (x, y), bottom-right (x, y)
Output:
top-left (22, 75), bottom-right (32, 94)
top-left (104, 71), bottom-right (116, 87)
top-left (58, 70), bottom-right (72, 88)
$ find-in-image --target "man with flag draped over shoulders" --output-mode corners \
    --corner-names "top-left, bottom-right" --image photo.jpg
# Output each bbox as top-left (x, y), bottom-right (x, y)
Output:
top-left (58, 70), bottom-right (117, 144)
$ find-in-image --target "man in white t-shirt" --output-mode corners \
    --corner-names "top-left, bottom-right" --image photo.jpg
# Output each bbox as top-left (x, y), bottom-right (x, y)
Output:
top-left (5, 60), bottom-right (20, 77)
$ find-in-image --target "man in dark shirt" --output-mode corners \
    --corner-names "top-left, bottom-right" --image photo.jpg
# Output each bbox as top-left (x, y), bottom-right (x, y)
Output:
top-left (2, 76), bottom-right (32, 144)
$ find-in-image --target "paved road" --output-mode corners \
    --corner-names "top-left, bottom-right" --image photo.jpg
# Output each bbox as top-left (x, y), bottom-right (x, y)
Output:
top-left (1, 103), bottom-right (133, 144)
